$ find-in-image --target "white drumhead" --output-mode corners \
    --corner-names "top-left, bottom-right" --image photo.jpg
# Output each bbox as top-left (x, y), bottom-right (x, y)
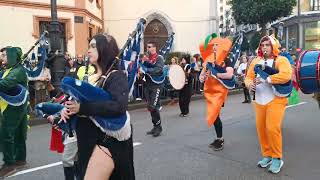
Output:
top-left (168, 65), bottom-right (186, 90)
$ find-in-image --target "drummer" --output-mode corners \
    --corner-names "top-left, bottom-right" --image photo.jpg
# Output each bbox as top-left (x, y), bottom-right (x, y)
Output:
top-left (178, 55), bottom-right (193, 117)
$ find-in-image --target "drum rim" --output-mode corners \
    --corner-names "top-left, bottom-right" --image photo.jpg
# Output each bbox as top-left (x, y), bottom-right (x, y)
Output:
top-left (296, 50), bottom-right (308, 93)
top-left (296, 49), bottom-right (320, 94)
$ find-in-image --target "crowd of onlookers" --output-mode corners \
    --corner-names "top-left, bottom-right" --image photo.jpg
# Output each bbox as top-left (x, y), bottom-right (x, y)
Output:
top-left (29, 51), bottom-right (273, 111)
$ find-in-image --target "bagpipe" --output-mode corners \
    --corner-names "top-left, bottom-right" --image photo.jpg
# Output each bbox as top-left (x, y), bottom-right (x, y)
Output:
top-left (200, 33), bottom-right (244, 89)
top-left (23, 31), bottom-right (49, 80)
top-left (0, 31), bottom-right (48, 107)
top-left (138, 33), bottom-right (175, 85)
top-left (35, 77), bottom-right (129, 139)
top-left (35, 18), bottom-right (147, 140)
top-left (295, 50), bottom-right (320, 94)
top-left (0, 83), bottom-right (29, 107)
top-left (252, 58), bottom-right (293, 98)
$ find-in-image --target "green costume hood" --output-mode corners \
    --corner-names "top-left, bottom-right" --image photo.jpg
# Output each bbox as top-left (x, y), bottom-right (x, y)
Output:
top-left (5, 47), bottom-right (22, 68)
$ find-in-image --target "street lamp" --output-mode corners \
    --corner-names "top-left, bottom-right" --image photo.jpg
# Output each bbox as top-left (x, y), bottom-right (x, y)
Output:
top-left (47, 0), bottom-right (67, 97)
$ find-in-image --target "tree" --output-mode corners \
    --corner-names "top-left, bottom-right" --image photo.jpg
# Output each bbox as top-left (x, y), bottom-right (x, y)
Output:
top-left (249, 32), bottom-right (263, 51)
top-left (229, 0), bottom-right (296, 34)
top-left (241, 35), bottom-right (250, 52)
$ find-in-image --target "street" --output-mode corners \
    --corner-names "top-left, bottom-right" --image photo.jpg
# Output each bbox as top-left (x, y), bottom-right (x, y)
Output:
top-left (3, 93), bottom-right (320, 180)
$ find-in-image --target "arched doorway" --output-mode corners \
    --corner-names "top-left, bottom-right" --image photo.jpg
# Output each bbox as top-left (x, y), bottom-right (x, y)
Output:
top-left (144, 19), bottom-right (168, 52)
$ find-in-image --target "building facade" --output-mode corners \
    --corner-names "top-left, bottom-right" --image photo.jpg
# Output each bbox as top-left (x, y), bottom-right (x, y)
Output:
top-left (0, 0), bottom-right (104, 56)
top-left (272, 0), bottom-right (320, 52)
top-left (281, 0), bottom-right (320, 52)
top-left (103, 0), bottom-right (219, 54)
top-left (217, 0), bottom-right (236, 36)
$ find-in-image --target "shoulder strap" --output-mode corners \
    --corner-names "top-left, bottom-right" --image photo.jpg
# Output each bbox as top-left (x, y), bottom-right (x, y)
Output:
top-left (96, 70), bottom-right (118, 88)
top-left (272, 58), bottom-right (277, 69)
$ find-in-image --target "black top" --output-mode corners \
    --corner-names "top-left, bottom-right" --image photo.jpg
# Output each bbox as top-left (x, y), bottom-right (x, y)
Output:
top-left (182, 64), bottom-right (193, 85)
top-left (75, 70), bottom-right (134, 180)
top-left (78, 70), bottom-right (129, 117)
top-left (144, 55), bottom-right (164, 86)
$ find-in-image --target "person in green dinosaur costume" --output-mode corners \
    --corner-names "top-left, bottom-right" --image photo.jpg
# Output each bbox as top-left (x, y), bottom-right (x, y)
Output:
top-left (0, 47), bottom-right (28, 178)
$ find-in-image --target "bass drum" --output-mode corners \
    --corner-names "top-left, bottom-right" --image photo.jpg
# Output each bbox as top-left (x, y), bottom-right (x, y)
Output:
top-left (296, 50), bottom-right (320, 94)
top-left (168, 64), bottom-right (186, 90)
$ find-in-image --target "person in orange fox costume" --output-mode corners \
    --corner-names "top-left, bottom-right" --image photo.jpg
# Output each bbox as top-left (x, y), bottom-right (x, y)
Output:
top-left (245, 35), bottom-right (292, 174)
top-left (199, 35), bottom-right (234, 151)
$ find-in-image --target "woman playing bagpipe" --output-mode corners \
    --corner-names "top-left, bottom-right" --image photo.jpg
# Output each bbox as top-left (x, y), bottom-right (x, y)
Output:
top-left (178, 55), bottom-right (193, 117)
top-left (0, 47), bottom-right (29, 178)
top-left (199, 34), bottom-right (234, 151)
top-left (58, 34), bottom-right (134, 180)
top-left (245, 35), bottom-right (292, 174)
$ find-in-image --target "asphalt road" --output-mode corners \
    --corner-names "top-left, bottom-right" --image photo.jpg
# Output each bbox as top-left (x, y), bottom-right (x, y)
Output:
top-left (2, 93), bottom-right (320, 180)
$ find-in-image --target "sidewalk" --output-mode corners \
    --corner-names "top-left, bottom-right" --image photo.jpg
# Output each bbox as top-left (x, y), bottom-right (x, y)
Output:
top-left (29, 88), bottom-right (242, 126)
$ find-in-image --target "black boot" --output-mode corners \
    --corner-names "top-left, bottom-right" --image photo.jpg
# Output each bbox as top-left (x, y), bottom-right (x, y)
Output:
top-left (152, 125), bottom-right (162, 137)
top-left (146, 126), bottom-right (156, 135)
top-left (64, 167), bottom-right (75, 180)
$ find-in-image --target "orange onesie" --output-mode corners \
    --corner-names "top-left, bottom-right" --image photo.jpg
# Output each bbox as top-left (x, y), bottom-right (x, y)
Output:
top-left (245, 36), bottom-right (292, 158)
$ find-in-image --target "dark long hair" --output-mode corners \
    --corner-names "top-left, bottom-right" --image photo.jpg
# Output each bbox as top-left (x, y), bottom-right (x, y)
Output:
top-left (91, 34), bottom-right (120, 74)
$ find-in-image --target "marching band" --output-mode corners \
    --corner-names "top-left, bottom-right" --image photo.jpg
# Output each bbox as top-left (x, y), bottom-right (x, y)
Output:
top-left (0, 16), bottom-right (320, 179)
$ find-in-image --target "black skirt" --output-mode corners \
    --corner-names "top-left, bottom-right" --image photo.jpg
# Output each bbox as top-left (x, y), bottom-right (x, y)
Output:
top-left (76, 117), bottom-right (135, 180)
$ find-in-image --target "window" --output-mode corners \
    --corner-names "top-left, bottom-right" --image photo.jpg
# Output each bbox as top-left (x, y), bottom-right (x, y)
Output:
top-left (304, 21), bottom-right (320, 49)
top-left (288, 24), bottom-right (298, 52)
top-left (220, 7), bottom-right (223, 12)
top-left (279, 27), bottom-right (287, 48)
top-left (225, 10), bottom-right (230, 17)
top-left (310, 0), bottom-right (320, 11)
top-left (88, 26), bottom-right (93, 44)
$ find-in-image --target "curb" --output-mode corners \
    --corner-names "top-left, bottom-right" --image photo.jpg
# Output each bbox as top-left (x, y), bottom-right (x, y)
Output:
top-left (29, 88), bottom-right (242, 126)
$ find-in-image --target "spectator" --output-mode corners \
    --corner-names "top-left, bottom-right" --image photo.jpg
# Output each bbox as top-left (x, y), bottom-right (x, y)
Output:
top-left (237, 55), bottom-right (251, 103)
top-left (167, 57), bottom-right (179, 105)
top-left (74, 54), bottom-right (85, 71)
top-left (65, 58), bottom-right (77, 79)
top-left (191, 54), bottom-right (202, 94)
